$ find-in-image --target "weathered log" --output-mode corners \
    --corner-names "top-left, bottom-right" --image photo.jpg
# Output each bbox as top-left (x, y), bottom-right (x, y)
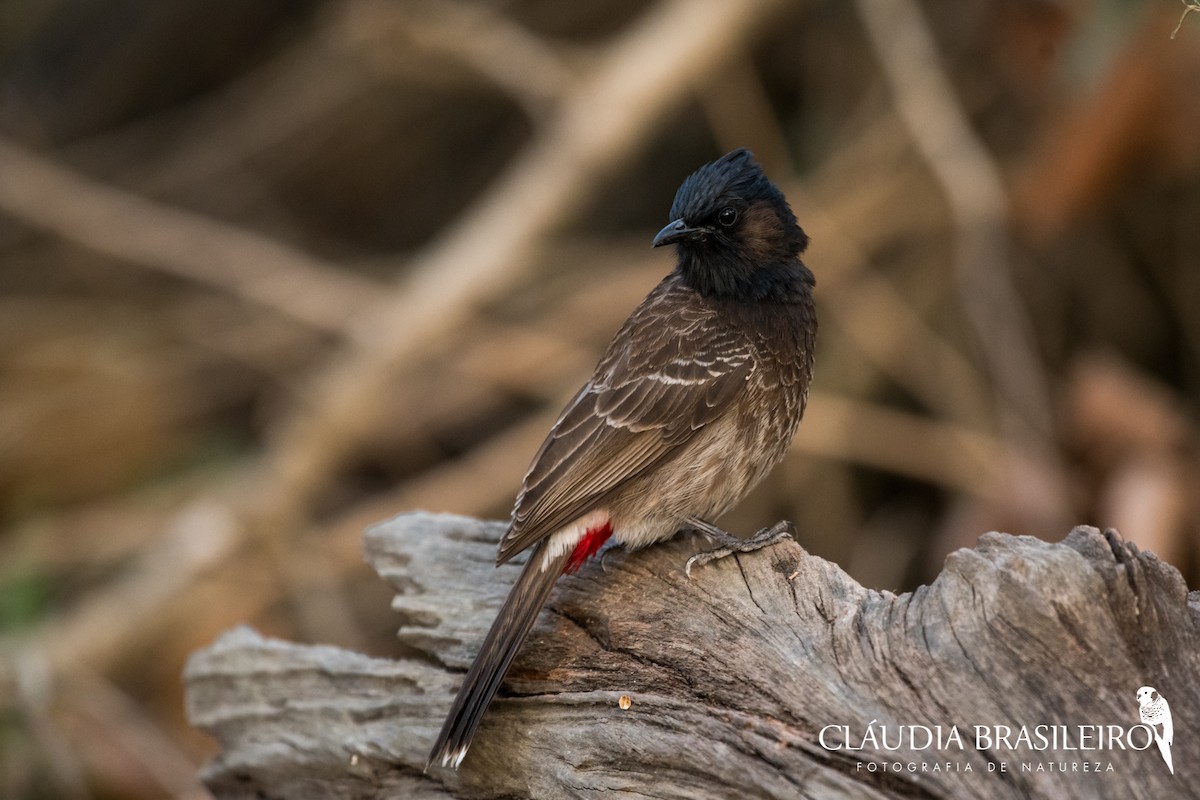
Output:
top-left (185, 512), bottom-right (1200, 798)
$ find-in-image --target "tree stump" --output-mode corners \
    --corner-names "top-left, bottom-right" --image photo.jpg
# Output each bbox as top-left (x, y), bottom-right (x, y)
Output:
top-left (185, 512), bottom-right (1200, 798)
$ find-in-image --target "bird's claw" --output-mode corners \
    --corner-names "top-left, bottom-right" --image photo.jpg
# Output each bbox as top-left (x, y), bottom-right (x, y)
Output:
top-left (684, 520), bottom-right (796, 578)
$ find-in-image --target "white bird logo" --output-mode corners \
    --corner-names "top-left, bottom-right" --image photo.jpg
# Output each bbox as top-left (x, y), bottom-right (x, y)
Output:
top-left (1137, 686), bottom-right (1174, 775)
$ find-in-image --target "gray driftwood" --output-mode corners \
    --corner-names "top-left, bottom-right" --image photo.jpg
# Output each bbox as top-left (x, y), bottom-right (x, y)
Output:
top-left (185, 512), bottom-right (1200, 799)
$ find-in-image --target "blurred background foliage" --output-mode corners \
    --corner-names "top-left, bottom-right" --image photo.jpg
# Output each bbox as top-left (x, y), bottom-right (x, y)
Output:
top-left (0, 0), bottom-right (1197, 797)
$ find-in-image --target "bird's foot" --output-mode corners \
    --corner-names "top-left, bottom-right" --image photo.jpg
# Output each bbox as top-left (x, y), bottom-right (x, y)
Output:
top-left (683, 518), bottom-right (796, 578)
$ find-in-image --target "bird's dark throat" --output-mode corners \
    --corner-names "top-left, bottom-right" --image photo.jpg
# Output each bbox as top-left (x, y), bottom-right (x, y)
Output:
top-left (677, 248), bottom-right (814, 303)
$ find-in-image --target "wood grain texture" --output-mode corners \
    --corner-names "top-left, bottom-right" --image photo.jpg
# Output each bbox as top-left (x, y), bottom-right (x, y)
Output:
top-left (185, 512), bottom-right (1200, 798)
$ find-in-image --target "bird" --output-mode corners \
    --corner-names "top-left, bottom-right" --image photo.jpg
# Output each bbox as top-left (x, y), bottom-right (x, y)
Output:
top-left (427, 148), bottom-right (817, 770)
top-left (1137, 686), bottom-right (1174, 774)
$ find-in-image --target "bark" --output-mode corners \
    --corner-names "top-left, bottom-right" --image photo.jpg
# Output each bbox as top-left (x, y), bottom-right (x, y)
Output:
top-left (185, 512), bottom-right (1200, 799)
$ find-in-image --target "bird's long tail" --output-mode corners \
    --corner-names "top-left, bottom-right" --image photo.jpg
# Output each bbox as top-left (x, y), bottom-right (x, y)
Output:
top-left (427, 542), bottom-right (568, 770)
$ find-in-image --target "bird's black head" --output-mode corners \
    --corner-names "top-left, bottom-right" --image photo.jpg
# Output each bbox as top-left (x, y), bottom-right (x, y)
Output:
top-left (653, 149), bottom-right (812, 301)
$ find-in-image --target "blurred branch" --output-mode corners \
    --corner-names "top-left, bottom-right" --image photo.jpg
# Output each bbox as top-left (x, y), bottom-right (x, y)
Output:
top-left (1066, 352), bottom-right (1197, 565)
top-left (67, 0), bottom-right (571, 200)
top-left (338, 0), bottom-right (575, 120)
top-left (7, 651), bottom-right (88, 800)
top-left (0, 139), bottom-right (380, 334)
top-left (25, 501), bottom-right (240, 684)
top-left (58, 667), bottom-right (208, 799)
top-left (794, 183), bottom-right (994, 427)
top-left (822, 268), bottom-right (992, 422)
top-left (66, 33), bottom-right (362, 196)
top-left (697, 49), bottom-right (792, 175)
top-left (799, 390), bottom-right (1004, 497)
top-left (854, 0), bottom-right (1069, 526)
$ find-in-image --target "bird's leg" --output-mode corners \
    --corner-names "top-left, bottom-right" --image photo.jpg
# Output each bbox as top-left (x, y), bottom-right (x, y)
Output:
top-left (681, 517), bottom-right (796, 578)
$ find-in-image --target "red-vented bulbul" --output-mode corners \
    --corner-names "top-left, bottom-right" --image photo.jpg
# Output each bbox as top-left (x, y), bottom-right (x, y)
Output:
top-left (428, 148), bottom-right (816, 769)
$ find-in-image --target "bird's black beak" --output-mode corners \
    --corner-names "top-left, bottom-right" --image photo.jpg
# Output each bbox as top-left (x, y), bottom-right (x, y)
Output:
top-left (652, 218), bottom-right (706, 248)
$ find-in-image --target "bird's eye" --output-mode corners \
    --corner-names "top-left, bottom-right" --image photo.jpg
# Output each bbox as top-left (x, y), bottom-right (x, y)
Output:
top-left (717, 207), bottom-right (738, 227)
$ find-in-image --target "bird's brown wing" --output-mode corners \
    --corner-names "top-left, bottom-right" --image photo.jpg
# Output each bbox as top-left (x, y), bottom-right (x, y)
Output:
top-left (497, 277), bottom-right (754, 563)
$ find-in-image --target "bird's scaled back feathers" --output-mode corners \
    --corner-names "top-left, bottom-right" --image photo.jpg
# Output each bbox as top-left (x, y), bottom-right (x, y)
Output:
top-left (497, 274), bottom-right (755, 563)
